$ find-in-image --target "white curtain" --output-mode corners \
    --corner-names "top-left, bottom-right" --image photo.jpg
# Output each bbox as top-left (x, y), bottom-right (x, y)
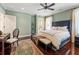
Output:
top-left (74, 8), bottom-right (79, 37)
top-left (36, 17), bottom-right (44, 34)
top-left (46, 16), bottom-right (52, 30)
top-left (0, 12), bottom-right (4, 32)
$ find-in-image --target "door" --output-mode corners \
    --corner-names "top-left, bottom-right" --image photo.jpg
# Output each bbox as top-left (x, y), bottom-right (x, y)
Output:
top-left (4, 15), bottom-right (16, 37)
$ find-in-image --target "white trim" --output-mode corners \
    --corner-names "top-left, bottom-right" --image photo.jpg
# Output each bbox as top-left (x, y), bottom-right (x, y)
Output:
top-left (19, 34), bottom-right (31, 38)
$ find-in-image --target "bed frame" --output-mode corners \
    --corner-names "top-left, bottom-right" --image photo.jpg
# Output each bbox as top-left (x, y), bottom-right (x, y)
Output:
top-left (48, 20), bottom-right (71, 51)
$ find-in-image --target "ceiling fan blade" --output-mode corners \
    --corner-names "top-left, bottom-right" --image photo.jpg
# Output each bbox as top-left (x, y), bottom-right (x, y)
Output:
top-left (40, 3), bottom-right (45, 7)
top-left (48, 8), bottom-right (54, 10)
top-left (38, 8), bottom-right (44, 10)
top-left (47, 3), bottom-right (55, 7)
top-left (45, 3), bottom-right (47, 6)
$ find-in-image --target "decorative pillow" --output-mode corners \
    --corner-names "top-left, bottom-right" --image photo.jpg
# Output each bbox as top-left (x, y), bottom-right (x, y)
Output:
top-left (57, 26), bottom-right (68, 31)
top-left (52, 26), bottom-right (58, 30)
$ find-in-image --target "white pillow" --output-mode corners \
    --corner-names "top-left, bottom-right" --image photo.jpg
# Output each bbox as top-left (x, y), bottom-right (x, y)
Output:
top-left (52, 26), bottom-right (58, 30)
top-left (57, 26), bottom-right (68, 31)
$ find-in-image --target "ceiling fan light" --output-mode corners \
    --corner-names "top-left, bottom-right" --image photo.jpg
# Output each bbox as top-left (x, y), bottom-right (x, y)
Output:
top-left (21, 8), bottom-right (24, 10)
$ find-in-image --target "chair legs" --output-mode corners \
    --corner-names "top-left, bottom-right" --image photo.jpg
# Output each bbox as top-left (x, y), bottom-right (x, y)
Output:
top-left (17, 41), bottom-right (19, 46)
top-left (10, 43), bottom-right (14, 51)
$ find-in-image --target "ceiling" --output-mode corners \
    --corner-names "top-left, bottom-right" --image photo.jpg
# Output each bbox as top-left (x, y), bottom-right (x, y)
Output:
top-left (1, 3), bottom-right (79, 16)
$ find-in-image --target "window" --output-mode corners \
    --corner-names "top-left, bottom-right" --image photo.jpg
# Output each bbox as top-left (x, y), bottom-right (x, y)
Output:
top-left (36, 17), bottom-right (44, 34)
top-left (46, 16), bottom-right (52, 30)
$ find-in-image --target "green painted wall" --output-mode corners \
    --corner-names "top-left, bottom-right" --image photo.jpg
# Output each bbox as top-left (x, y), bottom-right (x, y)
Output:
top-left (53, 10), bottom-right (72, 21)
top-left (31, 15), bottom-right (45, 34)
top-left (0, 5), bottom-right (5, 14)
top-left (6, 10), bottom-right (32, 36)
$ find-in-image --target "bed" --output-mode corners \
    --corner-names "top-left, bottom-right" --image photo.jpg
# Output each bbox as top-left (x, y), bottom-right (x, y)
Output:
top-left (37, 20), bottom-right (71, 51)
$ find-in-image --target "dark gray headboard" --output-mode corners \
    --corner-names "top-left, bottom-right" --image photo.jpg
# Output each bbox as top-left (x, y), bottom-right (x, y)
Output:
top-left (52, 20), bottom-right (71, 33)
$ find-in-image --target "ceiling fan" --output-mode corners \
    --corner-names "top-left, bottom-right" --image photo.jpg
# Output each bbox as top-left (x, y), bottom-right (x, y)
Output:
top-left (38, 3), bottom-right (55, 11)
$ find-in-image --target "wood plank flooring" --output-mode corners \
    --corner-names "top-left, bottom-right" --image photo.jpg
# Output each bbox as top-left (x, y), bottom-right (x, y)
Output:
top-left (0, 39), bottom-right (79, 55)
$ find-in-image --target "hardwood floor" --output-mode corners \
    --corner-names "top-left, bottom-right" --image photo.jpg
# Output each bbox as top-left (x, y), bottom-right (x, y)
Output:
top-left (0, 39), bottom-right (79, 55)
top-left (75, 45), bottom-right (79, 55)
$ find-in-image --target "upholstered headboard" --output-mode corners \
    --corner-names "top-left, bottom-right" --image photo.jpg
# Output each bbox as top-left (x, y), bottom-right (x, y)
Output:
top-left (52, 20), bottom-right (71, 33)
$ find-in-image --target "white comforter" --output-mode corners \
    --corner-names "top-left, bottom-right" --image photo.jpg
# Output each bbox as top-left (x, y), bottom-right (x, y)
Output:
top-left (37, 30), bottom-right (70, 49)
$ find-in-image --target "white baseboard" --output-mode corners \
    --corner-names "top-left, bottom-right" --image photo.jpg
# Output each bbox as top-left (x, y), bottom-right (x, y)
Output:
top-left (19, 34), bottom-right (31, 38)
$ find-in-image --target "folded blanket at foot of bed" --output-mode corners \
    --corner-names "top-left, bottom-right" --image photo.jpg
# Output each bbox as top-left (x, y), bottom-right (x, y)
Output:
top-left (37, 30), bottom-right (70, 50)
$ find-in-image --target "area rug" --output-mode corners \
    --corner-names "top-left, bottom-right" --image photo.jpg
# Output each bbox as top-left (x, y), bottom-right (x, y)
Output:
top-left (11, 39), bottom-right (43, 55)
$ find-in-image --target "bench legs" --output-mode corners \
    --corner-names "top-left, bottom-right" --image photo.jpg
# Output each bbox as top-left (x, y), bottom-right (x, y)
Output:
top-left (45, 45), bottom-right (48, 54)
top-left (17, 40), bottom-right (19, 46)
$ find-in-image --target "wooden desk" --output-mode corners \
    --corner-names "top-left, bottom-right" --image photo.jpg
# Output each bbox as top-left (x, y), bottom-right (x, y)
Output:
top-left (0, 33), bottom-right (10, 55)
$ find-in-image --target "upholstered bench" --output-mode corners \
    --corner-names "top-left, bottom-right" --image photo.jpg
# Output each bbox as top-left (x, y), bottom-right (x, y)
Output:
top-left (39, 38), bottom-right (51, 45)
top-left (37, 37), bottom-right (52, 52)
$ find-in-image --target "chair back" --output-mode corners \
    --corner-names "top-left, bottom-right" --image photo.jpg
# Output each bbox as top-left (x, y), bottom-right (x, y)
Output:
top-left (0, 30), bottom-right (2, 35)
top-left (13, 28), bottom-right (19, 38)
